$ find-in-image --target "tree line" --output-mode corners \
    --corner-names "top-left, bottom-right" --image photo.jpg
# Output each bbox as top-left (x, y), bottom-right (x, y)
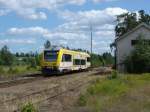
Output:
top-left (0, 45), bottom-right (40, 68)
top-left (0, 41), bottom-right (114, 68)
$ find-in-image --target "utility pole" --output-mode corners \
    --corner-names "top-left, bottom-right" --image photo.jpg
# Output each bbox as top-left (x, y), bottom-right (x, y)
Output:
top-left (90, 24), bottom-right (93, 67)
top-left (90, 24), bottom-right (93, 56)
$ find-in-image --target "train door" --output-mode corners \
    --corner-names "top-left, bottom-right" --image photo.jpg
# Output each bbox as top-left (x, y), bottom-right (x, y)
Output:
top-left (59, 54), bottom-right (72, 72)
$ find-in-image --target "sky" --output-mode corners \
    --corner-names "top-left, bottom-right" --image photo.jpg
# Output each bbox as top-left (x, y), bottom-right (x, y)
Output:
top-left (0, 0), bottom-right (149, 54)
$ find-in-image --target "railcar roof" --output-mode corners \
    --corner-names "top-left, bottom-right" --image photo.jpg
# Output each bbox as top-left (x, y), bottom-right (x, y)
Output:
top-left (61, 49), bottom-right (90, 57)
top-left (43, 48), bottom-right (90, 57)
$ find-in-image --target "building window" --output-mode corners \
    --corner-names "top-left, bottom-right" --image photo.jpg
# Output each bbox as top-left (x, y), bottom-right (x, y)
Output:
top-left (131, 39), bottom-right (150, 46)
top-left (62, 54), bottom-right (72, 62)
top-left (131, 40), bottom-right (138, 46)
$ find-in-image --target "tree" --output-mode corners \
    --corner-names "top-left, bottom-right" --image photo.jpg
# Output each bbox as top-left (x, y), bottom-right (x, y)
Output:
top-left (44, 40), bottom-right (51, 49)
top-left (124, 37), bottom-right (150, 73)
top-left (102, 52), bottom-right (114, 65)
top-left (91, 54), bottom-right (103, 67)
top-left (66, 46), bottom-right (70, 50)
top-left (115, 10), bottom-right (150, 37)
top-left (139, 10), bottom-right (150, 25)
top-left (29, 58), bottom-right (37, 68)
top-left (20, 52), bottom-right (25, 57)
top-left (35, 53), bottom-right (41, 66)
top-left (15, 52), bottom-right (19, 57)
top-left (115, 12), bottom-right (138, 37)
top-left (0, 45), bottom-right (14, 66)
top-left (25, 53), bottom-right (30, 57)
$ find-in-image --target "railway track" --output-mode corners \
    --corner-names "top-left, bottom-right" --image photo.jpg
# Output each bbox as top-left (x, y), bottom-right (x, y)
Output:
top-left (0, 73), bottom-right (43, 88)
top-left (0, 68), bottom-right (97, 88)
top-left (0, 67), bottom-right (111, 112)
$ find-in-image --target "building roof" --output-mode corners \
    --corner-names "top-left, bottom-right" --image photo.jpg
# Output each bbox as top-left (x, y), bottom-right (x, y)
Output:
top-left (115, 23), bottom-right (150, 42)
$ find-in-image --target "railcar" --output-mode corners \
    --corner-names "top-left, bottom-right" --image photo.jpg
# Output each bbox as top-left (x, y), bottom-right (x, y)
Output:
top-left (41, 48), bottom-right (91, 74)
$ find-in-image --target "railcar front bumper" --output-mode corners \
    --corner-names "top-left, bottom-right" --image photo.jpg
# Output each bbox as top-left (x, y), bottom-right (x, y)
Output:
top-left (41, 66), bottom-right (61, 74)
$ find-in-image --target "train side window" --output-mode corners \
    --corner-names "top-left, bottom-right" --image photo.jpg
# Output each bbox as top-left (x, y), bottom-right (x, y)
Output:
top-left (73, 59), bottom-right (80, 65)
top-left (87, 57), bottom-right (90, 62)
top-left (81, 60), bottom-right (86, 65)
top-left (62, 54), bottom-right (72, 62)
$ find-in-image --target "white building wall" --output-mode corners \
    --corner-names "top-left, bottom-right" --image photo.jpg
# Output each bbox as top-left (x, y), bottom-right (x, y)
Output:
top-left (116, 26), bottom-right (150, 72)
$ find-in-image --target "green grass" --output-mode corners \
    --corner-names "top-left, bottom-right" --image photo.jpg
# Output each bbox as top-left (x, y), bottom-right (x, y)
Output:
top-left (0, 65), bottom-right (40, 78)
top-left (77, 73), bottom-right (150, 112)
top-left (20, 102), bottom-right (38, 112)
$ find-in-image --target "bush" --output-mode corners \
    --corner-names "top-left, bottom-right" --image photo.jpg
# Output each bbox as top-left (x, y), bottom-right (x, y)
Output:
top-left (107, 70), bottom-right (118, 80)
top-left (35, 54), bottom-right (42, 66)
top-left (0, 45), bottom-right (14, 66)
top-left (29, 58), bottom-right (37, 68)
top-left (111, 70), bottom-right (118, 79)
top-left (0, 66), bottom-right (5, 74)
top-left (21, 102), bottom-right (37, 112)
top-left (8, 67), bottom-right (19, 74)
top-left (78, 95), bottom-right (87, 106)
top-left (91, 54), bottom-right (103, 67)
top-left (124, 37), bottom-right (150, 73)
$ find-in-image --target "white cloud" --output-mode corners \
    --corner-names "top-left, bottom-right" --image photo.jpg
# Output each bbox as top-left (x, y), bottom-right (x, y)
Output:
top-left (93, 0), bottom-right (118, 3)
top-left (0, 0), bottom-right (87, 20)
top-left (0, 39), bottom-right (36, 44)
top-left (59, 7), bottom-right (127, 24)
top-left (0, 9), bottom-right (10, 16)
top-left (19, 10), bottom-right (47, 20)
top-left (3, 7), bottom-right (128, 54)
top-left (55, 7), bottom-right (127, 53)
top-left (0, 0), bottom-right (122, 20)
top-left (8, 27), bottom-right (49, 35)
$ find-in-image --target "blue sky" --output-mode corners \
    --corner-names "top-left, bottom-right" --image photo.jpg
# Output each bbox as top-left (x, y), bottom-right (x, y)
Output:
top-left (0, 0), bottom-right (149, 54)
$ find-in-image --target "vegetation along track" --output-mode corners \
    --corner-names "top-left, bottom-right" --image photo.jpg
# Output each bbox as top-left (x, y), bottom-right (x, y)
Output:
top-left (0, 67), bottom-right (111, 111)
top-left (0, 67), bottom-right (108, 88)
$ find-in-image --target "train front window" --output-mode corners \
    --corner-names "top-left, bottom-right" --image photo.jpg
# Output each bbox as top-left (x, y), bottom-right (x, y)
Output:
top-left (44, 51), bottom-right (58, 62)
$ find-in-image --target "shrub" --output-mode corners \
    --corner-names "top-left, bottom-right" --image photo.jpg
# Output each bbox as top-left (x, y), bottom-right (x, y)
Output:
top-left (0, 45), bottom-right (14, 66)
top-left (111, 70), bottom-right (118, 79)
top-left (8, 67), bottom-right (19, 74)
top-left (21, 102), bottom-right (37, 112)
top-left (26, 58), bottom-right (37, 69)
top-left (26, 66), bottom-right (31, 70)
top-left (107, 70), bottom-right (118, 80)
top-left (0, 66), bottom-right (5, 74)
top-left (78, 95), bottom-right (87, 106)
top-left (124, 37), bottom-right (150, 73)
top-left (30, 58), bottom-right (37, 68)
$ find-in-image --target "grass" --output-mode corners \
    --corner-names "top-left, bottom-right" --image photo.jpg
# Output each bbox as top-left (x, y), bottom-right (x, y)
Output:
top-left (77, 73), bottom-right (150, 112)
top-left (0, 65), bottom-right (40, 78)
top-left (20, 102), bottom-right (38, 112)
